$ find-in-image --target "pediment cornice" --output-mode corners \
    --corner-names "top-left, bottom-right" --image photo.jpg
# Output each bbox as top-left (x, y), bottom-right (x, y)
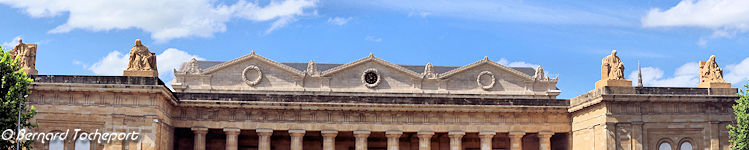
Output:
top-left (320, 53), bottom-right (421, 77)
top-left (438, 56), bottom-right (535, 80)
top-left (202, 51), bottom-right (304, 76)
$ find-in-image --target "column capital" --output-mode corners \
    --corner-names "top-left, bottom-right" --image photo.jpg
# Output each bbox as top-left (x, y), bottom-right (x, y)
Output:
top-left (289, 129), bottom-right (306, 137)
top-left (538, 131), bottom-right (554, 138)
top-left (224, 127), bottom-right (241, 135)
top-left (386, 130), bottom-right (403, 138)
top-left (508, 131), bottom-right (525, 138)
top-left (448, 131), bottom-right (465, 138)
top-left (479, 131), bottom-right (496, 136)
top-left (256, 128), bottom-right (273, 136)
top-left (418, 131), bottom-right (434, 136)
top-left (192, 127), bottom-right (208, 134)
top-left (322, 129), bottom-right (338, 137)
top-left (354, 130), bottom-right (372, 136)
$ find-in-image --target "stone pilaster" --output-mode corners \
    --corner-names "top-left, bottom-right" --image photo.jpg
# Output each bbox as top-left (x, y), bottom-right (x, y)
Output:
top-left (478, 131), bottom-right (496, 150)
top-left (290, 129), bottom-right (306, 150)
top-left (322, 130), bottom-right (338, 150)
top-left (386, 130), bottom-right (403, 150)
top-left (509, 131), bottom-right (525, 150)
top-left (448, 131), bottom-right (465, 150)
top-left (355, 130), bottom-right (372, 150)
top-left (538, 131), bottom-right (554, 150)
top-left (224, 128), bottom-right (241, 150)
top-left (417, 131), bottom-right (434, 150)
top-left (632, 122), bottom-right (643, 150)
top-left (191, 127), bottom-right (208, 150)
top-left (710, 121), bottom-right (720, 150)
top-left (257, 128), bottom-right (273, 150)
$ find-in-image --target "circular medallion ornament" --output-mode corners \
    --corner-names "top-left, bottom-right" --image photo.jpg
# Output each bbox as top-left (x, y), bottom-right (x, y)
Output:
top-left (242, 65), bottom-right (262, 86)
top-left (361, 68), bottom-right (381, 88)
top-left (477, 71), bottom-right (495, 90)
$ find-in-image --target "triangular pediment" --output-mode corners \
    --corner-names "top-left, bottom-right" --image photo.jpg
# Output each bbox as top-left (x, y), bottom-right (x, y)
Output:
top-left (320, 54), bottom-right (421, 77)
top-left (439, 57), bottom-right (534, 80)
top-left (202, 51), bottom-right (304, 76)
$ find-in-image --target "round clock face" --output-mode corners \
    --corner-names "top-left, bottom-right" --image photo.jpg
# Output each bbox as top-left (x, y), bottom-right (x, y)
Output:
top-left (364, 72), bottom-right (378, 84)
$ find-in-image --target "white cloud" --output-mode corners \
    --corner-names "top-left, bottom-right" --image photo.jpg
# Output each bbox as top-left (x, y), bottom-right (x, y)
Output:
top-left (0, 0), bottom-right (318, 42)
top-left (725, 57), bottom-right (749, 86)
top-left (497, 58), bottom-right (540, 68)
top-left (86, 48), bottom-right (204, 80)
top-left (627, 62), bottom-right (700, 87)
top-left (1, 36), bottom-right (22, 50)
top-left (641, 0), bottom-right (749, 44)
top-left (408, 11), bottom-right (430, 18)
top-left (327, 17), bottom-right (352, 26)
top-left (365, 36), bottom-right (382, 42)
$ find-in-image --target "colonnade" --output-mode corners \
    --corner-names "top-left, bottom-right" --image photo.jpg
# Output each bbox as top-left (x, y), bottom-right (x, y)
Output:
top-left (191, 127), bottom-right (556, 150)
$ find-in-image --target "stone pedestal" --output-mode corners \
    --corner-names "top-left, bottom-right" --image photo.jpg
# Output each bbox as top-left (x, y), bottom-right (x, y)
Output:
top-left (478, 131), bottom-right (496, 150)
top-left (24, 68), bottom-right (37, 75)
top-left (224, 128), bottom-right (241, 150)
top-left (257, 128), bottom-right (273, 150)
top-left (124, 70), bottom-right (158, 77)
top-left (417, 131), bottom-right (434, 150)
top-left (355, 130), bottom-right (371, 150)
top-left (595, 79), bottom-right (632, 89)
top-left (698, 82), bottom-right (731, 88)
top-left (322, 130), bottom-right (338, 150)
top-left (191, 127), bottom-right (208, 150)
top-left (386, 130), bottom-right (403, 150)
top-left (448, 132), bottom-right (465, 150)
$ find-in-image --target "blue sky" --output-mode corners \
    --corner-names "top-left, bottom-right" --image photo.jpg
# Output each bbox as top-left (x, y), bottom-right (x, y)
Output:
top-left (0, 0), bottom-right (748, 98)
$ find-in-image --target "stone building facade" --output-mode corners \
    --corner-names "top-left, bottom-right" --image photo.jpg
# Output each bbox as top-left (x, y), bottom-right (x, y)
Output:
top-left (17, 40), bottom-right (738, 150)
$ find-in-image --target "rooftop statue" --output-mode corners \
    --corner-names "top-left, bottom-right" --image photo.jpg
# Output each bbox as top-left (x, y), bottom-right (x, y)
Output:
top-left (697, 55), bottom-right (730, 88)
top-left (10, 38), bottom-right (38, 75)
top-left (601, 50), bottom-right (625, 80)
top-left (534, 66), bottom-right (546, 80)
top-left (124, 39), bottom-right (158, 77)
top-left (306, 60), bottom-right (319, 76)
top-left (422, 62), bottom-right (437, 79)
top-left (126, 39), bottom-right (157, 71)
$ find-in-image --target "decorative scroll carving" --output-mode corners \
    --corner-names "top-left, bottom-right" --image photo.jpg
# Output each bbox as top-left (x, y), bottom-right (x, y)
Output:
top-left (422, 63), bottom-right (437, 79)
top-left (306, 60), bottom-right (319, 77)
top-left (126, 39), bottom-right (157, 71)
top-left (362, 68), bottom-right (380, 88)
top-left (242, 65), bottom-right (262, 86)
top-left (601, 50), bottom-right (625, 80)
top-left (477, 71), bottom-right (495, 90)
top-left (699, 55), bottom-right (724, 83)
top-left (10, 38), bottom-right (37, 75)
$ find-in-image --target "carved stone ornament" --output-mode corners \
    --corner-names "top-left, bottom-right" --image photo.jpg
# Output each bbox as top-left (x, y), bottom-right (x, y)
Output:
top-left (361, 68), bottom-right (381, 88)
top-left (422, 62), bottom-right (437, 79)
top-left (534, 66), bottom-right (546, 80)
top-left (477, 71), bottom-right (495, 90)
top-left (242, 65), bottom-right (263, 86)
top-left (126, 39), bottom-right (157, 71)
top-left (184, 58), bottom-right (201, 74)
top-left (306, 60), bottom-right (320, 76)
top-left (698, 55), bottom-right (730, 88)
top-left (10, 38), bottom-right (37, 75)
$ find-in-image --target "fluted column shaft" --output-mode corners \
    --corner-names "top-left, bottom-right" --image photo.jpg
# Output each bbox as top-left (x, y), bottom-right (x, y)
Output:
top-left (191, 127), bottom-right (208, 150)
top-left (322, 130), bottom-right (338, 150)
top-left (417, 131), bottom-right (434, 150)
top-left (257, 128), bottom-right (274, 150)
top-left (478, 131), bottom-right (496, 150)
top-left (386, 131), bottom-right (403, 150)
top-left (538, 131), bottom-right (554, 150)
top-left (509, 131), bottom-right (525, 150)
top-left (448, 132), bottom-right (465, 150)
top-left (290, 129), bottom-right (306, 150)
top-left (224, 128), bottom-right (241, 150)
top-left (354, 130), bottom-right (371, 150)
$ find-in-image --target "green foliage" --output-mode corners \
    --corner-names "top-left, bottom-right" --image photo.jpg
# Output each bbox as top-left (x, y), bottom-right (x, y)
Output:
top-left (0, 46), bottom-right (37, 149)
top-left (730, 84), bottom-right (749, 150)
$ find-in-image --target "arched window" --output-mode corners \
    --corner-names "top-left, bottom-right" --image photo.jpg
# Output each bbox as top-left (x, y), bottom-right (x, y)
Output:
top-left (680, 142), bottom-right (693, 150)
top-left (659, 142), bottom-right (672, 150)
top-left (49, 135), bottom-right (64, 150)
top-left (75, 138), bottom-right (90, 150)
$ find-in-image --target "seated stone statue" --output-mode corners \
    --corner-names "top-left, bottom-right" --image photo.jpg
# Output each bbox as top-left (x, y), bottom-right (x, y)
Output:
top-left (601, 50), bottom-right (625, 80)
top-left (10, 38), bottom-right (37, 75)
top-left (126, 39), bottom-right (157, 71)
top-left (699, 55), bottom-right (724, 83)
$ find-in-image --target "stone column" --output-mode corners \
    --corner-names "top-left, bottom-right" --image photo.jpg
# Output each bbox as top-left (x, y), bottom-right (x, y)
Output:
top-left (417, 131), bottom-right (434, 150)
top-left (478, 131), bottom-right (496, 150)
top-left (710, 121), bottom-right (720, 150)
top-left (448, 131), bottom-right (465, 150)
top-left (355, 130), bottom-right (372, 150)
top-left (192, 127), bottom-right (208, 150)
top-left (322, 130), bottom-right (338, 150)
top-left (508, 131), bottom-right (525, 150)
top-left (224, 128), bottom-right (241, 150)
top-left (538, 131), bottom-right (554, 150)
top-left (257, 128), bottom-right (274, 150)
top-left (290, 129), bottom-right (306, 150)
top-left (386, 130), bottom-right (403, 150)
